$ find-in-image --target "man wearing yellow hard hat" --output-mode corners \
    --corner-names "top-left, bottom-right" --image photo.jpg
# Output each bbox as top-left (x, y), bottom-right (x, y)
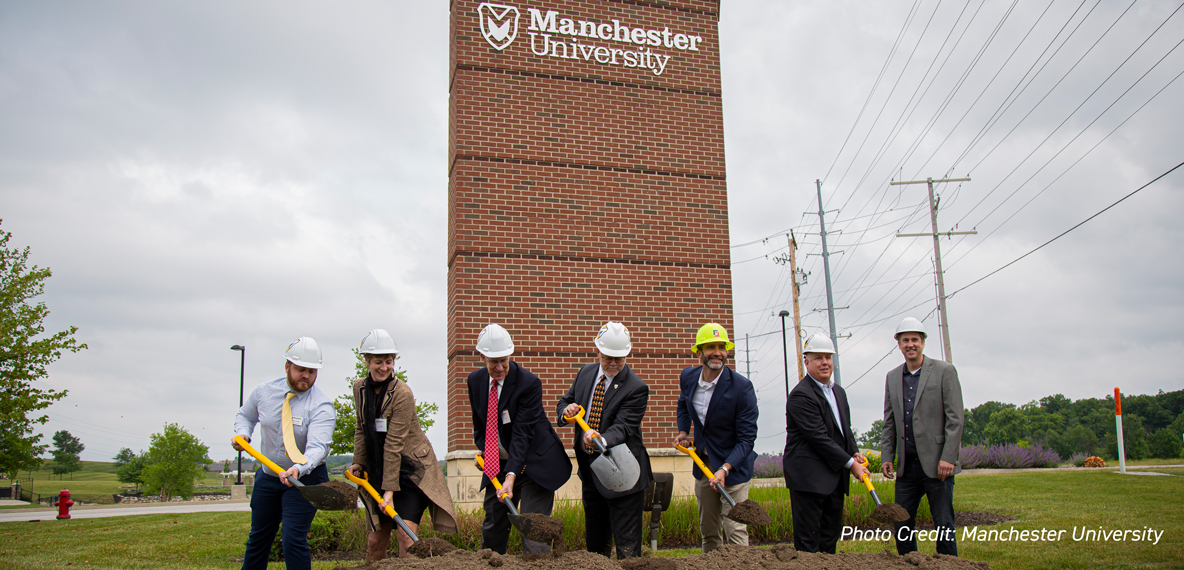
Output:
top-left (675, 323), bottom-right (759, 553)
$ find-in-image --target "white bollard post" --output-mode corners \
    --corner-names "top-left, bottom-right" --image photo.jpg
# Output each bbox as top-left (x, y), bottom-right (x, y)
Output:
top-left (1115, 387), bottom-right (1126, 474)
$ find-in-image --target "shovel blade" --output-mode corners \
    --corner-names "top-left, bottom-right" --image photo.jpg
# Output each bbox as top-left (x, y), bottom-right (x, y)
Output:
top-left (589, 443), bottom-right (640, 492)
top-left (297, 484), bottom-right (353, 511)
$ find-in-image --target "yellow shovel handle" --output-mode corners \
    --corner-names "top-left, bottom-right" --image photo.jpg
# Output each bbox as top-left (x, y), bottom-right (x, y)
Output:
top-left (859, 457), bottom-right (876, 492)
top-left (234, 435), bottom-right (298, 483)
top-left (675, 444), bottom-right (717, 480)
top-left (344, 469), bottom-right (398, 520)
top-left (562, 405), bottom-right (594, 434)
top-left (474, 455), bottom-right (503, 493)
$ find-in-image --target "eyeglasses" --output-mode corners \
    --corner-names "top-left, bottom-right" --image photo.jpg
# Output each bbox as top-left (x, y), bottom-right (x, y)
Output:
top-left (600, 356), bottom-right (626, 363)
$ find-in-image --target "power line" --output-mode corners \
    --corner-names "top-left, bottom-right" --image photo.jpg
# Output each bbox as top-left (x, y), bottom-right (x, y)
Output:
top-left (948, 159), bottom-right (1184, 298)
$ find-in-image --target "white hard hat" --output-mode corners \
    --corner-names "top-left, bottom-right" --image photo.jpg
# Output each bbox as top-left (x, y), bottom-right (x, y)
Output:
top-left (895, 317), bottom-right (928, 339)
top-left (359, 329), bottom-right (399, 355)
top-left (476, 324), bottom-right (514, 358)
top-left (284, 337), bottom-right (323, 369)
top-left (594, 321), bottom-right (632, 357)
top-left (802, 333), bottom-right (836, 355)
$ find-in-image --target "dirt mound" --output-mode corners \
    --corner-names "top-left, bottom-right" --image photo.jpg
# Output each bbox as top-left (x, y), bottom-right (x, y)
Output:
top-left (407, 537), bottom-right (457, 558)
top-left (678, 544), bottom-right (990, 570)
top-left (315, 481), bottom-right (359, 510)
top-left (513, 512), bottom-right (564, 543)
top-left (724, 499), bottom-right (772, 526)
top-left (333, 544), bottom-right (991, 570)
top-left (870, 503), bottom-right (910, 523)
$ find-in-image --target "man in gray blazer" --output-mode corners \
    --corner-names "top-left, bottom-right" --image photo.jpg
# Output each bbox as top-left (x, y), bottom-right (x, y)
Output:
top-left (881, 317), bottom-right (964, 556)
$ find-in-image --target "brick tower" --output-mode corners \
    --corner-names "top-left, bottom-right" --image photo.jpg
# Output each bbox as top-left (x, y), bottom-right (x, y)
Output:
top-left (446, 0), bottom-right (732, 466)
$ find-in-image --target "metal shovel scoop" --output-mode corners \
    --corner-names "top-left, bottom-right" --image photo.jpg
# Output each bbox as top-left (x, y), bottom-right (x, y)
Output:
top-left (676, 443), bottom-right (771, 526)
top-left (563, 406), bottom-right (640, 492)
top-left (344, 469), bottom-right (420, 542)
top-left (475, 455), bottom-right (563, 549)
top-left (233, 436), bottom-right (356, 511)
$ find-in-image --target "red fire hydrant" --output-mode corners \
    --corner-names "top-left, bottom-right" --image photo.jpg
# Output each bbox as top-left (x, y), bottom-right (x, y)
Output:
top-left (53, 489), bottom-right (74, 520)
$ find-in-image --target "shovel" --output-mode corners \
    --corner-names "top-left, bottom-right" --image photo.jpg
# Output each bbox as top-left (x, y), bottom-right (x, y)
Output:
top-left (675, 443), bottom-right (771, 526)
top-left (474, 454), bottom-right (562, 549)
top-left (344, 469), bottom-right (420, 542)
top-left (233, 435), bottom-right (356, 511)
top-left (859, 457), bottom-right (909, 524)
top-left (562, 405), bottom-right (641, 492)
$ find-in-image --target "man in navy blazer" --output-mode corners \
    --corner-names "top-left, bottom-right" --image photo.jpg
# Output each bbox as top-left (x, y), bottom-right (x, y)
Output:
top-left (468, 324), bottom-right (572, 554)
top-left (675, 323), bottom-right (758, 553)
top-left (782, 334), bottom-right (869, 553)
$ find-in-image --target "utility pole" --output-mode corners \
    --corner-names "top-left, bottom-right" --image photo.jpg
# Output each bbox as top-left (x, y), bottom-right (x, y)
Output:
top-left (811, 179), bottom-right (843, 386)
top-left (742, 333), bottom-right (758, 380)
top-left (788, 232), bottom-right (805, 381)
top-left (891, 177), bottom-right (976, 364)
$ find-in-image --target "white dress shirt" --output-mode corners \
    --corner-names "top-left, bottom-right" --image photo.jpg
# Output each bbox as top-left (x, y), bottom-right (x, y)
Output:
top-left (811, 377), bottom-right (855, 469)
top-left (235, 377), bottom-right (335, 477)
top-left (692, 369), bottom-right (717, 426)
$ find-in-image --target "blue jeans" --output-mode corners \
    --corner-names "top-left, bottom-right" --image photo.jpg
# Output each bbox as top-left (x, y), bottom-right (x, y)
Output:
top-left (241, 465), bottom-right (328, 570)
top-left (893, 457), bottom-right (956, 556)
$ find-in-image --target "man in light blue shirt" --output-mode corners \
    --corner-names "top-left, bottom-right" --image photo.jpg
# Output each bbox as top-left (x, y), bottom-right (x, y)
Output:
top-left (232, 337), bottom-right (335, 570)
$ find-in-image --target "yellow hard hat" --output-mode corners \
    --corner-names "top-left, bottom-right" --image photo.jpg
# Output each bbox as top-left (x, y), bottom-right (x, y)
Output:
top-left (691, 323), bottom-right (735, 353)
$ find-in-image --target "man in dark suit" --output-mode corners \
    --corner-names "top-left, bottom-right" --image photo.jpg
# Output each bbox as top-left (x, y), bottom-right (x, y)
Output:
top-left (881, 317), bottom-right (964, 556)
top-left (782, 333), bottom-right (869, 554)
top-left (675, 323), bottom-right (758, 553)
top-left (468, 323), bottom-right (572, 554)
top-left (557, 321), bottom-right (653, 559)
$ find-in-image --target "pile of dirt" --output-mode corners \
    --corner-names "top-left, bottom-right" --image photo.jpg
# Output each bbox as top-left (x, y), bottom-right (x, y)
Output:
top-left (333, 544), bottom-right (991, 570)
top-left (870, 503), bottom-right (910, 524)
top-left (724, 500), bottom-right (772, 526)
top-left (512, 512), bottom-right (564, 544)
top-left (407, 537), bottom-right (458, 558)
top-left (315, 481), bottom-right (360, 510)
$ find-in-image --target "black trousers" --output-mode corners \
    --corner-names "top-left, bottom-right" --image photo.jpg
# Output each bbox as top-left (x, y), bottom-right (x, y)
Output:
top-left (894, 457), bottom-right (957, 556)
top-left (582, 475), bottom-right (645, 559)
top-left (789, 479), bottom-right (846, 554)
top-left (481, 472), bottom-right (554, 554)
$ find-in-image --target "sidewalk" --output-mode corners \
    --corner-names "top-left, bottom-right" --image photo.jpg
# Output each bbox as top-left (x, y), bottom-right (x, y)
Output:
top-left (0, 498), bottom-right (251, 523)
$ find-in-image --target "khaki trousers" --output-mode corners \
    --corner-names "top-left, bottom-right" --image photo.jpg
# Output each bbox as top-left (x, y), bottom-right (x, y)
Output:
top-left (694, 477), bottom-right (750, 553)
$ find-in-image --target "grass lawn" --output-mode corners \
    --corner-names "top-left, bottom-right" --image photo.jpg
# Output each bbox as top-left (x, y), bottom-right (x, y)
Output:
top-left (2, 470), bottom-right (1181, 569)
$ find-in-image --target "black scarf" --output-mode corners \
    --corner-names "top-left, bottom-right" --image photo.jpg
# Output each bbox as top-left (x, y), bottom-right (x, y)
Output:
top-left (361, 374), bottom-right (396, 485)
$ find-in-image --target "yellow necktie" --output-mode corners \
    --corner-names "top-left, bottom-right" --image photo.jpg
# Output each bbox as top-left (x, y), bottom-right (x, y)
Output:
top-left (282, 392), bottom-right (309, 465)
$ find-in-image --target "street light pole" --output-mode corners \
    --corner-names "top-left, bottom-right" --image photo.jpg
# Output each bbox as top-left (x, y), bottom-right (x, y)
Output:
top-left (779, 310), bottom-right (790, 401)
top-left (230, 345), bottom-right (245, 485)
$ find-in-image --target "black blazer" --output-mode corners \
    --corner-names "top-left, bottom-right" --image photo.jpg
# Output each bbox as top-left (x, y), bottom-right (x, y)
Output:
top-left (676, 365), bottom-right (759, 484)
top-left (782, 374), bottom-right (859, 495)
top-left (556, 362), bottom-right (653, 498)
top-left (468, 361), bottom-right (571, 492)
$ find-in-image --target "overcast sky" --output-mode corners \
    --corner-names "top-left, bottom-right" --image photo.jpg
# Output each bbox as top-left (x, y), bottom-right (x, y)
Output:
top-left (3, 1), bottom-right (1181, 463)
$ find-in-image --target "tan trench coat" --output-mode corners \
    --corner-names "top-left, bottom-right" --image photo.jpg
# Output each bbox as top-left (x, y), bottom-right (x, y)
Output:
top-left (352, 377), bottom-right (457, 533)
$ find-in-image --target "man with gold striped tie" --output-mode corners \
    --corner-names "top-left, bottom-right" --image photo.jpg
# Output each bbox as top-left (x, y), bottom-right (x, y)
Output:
top-left (233, 337), bottom-right (335, 570)
top-left (557, 321), bottom-right (653, 559)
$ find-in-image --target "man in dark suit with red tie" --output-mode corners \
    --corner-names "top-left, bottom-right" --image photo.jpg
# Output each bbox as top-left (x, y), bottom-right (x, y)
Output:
top-left (467, 324), bottom-right (571, 554)
top-left (782, 333), bottom-right (870, 553)
top-left (557, 321), bottom-right (653, 559)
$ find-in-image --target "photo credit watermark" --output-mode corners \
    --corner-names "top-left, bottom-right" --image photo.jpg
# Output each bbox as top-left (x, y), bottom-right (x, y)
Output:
top-left (840, 526), bottom-right (1164, 545)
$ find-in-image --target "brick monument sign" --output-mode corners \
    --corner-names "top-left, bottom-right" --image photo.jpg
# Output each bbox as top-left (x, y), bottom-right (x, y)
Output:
top-left (446, 0), bottom-right (733, 503)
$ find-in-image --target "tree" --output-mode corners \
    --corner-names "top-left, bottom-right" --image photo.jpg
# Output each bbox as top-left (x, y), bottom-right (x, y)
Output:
top-left (1149, 428), bottom-right (1183, 459)
top-left (0, 222), bottom-right (87, 478)
top-left (112, 447), bottom-right (136, 467)
top-left (859, 419), bottom-right (884, 452)
top-left (141, 423), bottom-right (209, 501)
top-left (117, 453), bottom-right (148, 490)
top-left (49, 430), bottom-right (84, 479)
top-left (330, 349), bottom-right (439, 455)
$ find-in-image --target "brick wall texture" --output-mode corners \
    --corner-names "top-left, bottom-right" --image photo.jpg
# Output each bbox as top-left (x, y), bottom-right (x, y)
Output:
top-left (447, 0), bottom-right (734, 453)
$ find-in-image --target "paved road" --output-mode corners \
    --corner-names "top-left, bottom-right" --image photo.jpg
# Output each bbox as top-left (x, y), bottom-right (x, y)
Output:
top-left (0, 500), bottom-right (251, 523)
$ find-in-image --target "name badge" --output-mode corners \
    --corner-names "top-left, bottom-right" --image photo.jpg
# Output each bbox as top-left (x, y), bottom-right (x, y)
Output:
top-left (292, 417), bottom-right (303, 426)
top-left (501, 410), bottom-right (511, 424)
top-left (376, 418), bottom-right (388, 432)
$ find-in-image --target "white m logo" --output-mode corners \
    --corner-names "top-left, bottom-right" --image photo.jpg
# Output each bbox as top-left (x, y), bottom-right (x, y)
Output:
top-left (478, 3), bottom-right (519, 51)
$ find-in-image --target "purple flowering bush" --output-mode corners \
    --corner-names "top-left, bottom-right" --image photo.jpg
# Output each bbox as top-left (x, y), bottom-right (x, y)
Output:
top-left (753, 454), bottom-right (783, 478)
top-left (960, 443), bottom-right (1062, 469)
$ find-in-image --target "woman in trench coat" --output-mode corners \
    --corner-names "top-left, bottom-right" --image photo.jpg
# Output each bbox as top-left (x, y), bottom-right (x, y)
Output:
top-left (349, 329), bottom-right (456, 560)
